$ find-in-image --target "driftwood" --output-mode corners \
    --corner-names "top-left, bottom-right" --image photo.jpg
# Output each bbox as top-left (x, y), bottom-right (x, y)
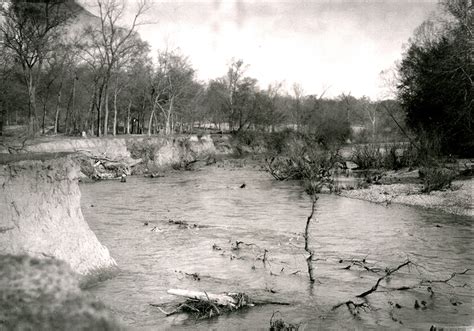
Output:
top-left (151, 289), bottom-right (289, 319)
top-left (167, 289), bottom-right (289, 307)
top-left (167, 289), bottom-right (240, 308)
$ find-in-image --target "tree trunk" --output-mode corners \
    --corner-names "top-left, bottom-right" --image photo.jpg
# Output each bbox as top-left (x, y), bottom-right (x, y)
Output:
top-left (103, 86), bottom-right (109, 136)
top-left (88, 87), bottom-right (96, 136)
top-left (96, 83), bottom-right (105, 137)
top-left (165, 96), bottom-right (174, 135)
top-left (54, 89), bottom-right (62, 134)
top-left (26, 71), bottom-right (37, 135)
top-left (126, 100), bottom-right (132, 134)
top-left (68, 75), bottom-right (77, 135)
top-left (154, 111), bottom-right (160, 134)
top-left (54, 79), bottom-right (64, 135)
top-left (148, 109), bottom-right (155, 136)
top-left (41, 90), bottom-right (50, 135)
top-left (113, 87), bottom-right (118, 136)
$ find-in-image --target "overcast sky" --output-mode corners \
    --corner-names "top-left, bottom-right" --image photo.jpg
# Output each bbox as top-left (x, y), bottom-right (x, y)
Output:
top-left (83, 0), bottom-right (439, 99)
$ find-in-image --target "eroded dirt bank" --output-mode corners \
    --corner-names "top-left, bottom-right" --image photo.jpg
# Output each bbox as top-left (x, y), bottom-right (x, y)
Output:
top-left (20, 134), bottom-right (219, 179)
top-left (0, 155), bottom-right (117, 276)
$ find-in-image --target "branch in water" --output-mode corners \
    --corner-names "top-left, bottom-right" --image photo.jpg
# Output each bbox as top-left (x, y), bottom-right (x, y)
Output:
top-left (304, 196), bottom-right (318, 283)
top-left (332, 300), bottom-right (372, 316)
top-left (420, 269), bottom-right (471, 287)
top-left (356, 260), bottom-right (412, 298)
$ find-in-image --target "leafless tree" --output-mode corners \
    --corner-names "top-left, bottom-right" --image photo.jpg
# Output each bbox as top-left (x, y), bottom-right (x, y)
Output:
top-left (80, 0), bottom-right (149, 136)
top-left (0, 0), bottom-right (78, 134)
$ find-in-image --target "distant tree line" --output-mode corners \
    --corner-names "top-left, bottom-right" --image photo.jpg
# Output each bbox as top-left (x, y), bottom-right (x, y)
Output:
top-left (2, 0), bottom-right (451, 149)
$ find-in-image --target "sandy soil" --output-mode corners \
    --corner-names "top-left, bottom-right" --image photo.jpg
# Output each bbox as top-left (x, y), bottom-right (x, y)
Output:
top-left (339, 178), bottom-right (473, 216)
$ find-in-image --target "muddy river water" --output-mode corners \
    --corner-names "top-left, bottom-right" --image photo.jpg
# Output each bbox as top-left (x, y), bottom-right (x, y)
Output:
top-left (81, 166), bottom-right (473, 330)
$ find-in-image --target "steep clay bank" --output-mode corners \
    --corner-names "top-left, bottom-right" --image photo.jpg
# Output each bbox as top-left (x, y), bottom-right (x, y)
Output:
top-left (0, 255), bottom-right (122, 330)
top-left (20, 134), bottom-right (218, 179)
top-left (0, 156), bottom-right (117, 276)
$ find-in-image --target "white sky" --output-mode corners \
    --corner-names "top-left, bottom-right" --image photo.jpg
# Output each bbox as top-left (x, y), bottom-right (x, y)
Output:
top-left (82, 0), bottom-right (438, 99)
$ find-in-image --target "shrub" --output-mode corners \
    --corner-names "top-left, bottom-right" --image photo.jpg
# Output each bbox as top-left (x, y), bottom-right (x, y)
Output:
top-left (265, 138), bottom-right (339, 194)
top-left (351, 144), bottom-right (383, 169)
top-left (127, 139), bottom-right (160, 161)
top-left (419, 167), bottom-right (456, 193)
top-left (234, 130), bottom-right (260, 147)
top-left (263, 129), bottom-right (297, 154)
top-left (383, 144), bottom-right (402, 170)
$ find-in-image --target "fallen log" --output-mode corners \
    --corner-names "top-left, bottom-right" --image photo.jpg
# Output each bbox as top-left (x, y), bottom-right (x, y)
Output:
top-left (153, 289), bottom-right (290, 320)
top-left (167, 289), bottom-right (240, 308)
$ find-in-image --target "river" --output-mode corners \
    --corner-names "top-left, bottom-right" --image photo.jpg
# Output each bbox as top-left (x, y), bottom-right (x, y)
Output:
top-left (81, 165), bottom-right (473, 330)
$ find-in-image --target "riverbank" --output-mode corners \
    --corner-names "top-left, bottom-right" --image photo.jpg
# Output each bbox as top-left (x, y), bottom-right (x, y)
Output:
top-left (1, 134), bottom-right (219, 180)
top-left (0, 155), bottom-right (117, 277)
top-left (3, 133), bottom-right (471, 217)
top-left (339, 179), bottom-right (473, 216)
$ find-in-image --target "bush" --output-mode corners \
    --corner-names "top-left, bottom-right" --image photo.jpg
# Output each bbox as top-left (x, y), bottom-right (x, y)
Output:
top-left (265, 137), bottom-right (339, 194)
top-left (351, 142), bottom-right (443, 170)
top-left (263, 129), bottom-right (297, 154)
top-left (383, 144), bottom-right (402, 170)
top-left (127, 139), bottom-right (161, 160)
top-left (351, 144), bottom-right (383, 169)
top-left (419, 167), bottom-right (456, 193)
top-left (234, 130), bottom-right (261, 147)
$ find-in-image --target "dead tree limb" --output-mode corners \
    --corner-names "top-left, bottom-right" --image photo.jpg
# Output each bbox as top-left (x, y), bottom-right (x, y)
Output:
top-left (154, 289), bottom-right (290, 319)
top-left (339, 257), bottom-right (383, 273)
top-left (332, 300), bottom-right (371, 316)
top-left (304, 196), bottom-right (318, 283)
top-left (167, 289), bottom-right (239, 308)
top-left (420, 269), bottom-right (471, 287)
top-left (356, 260), bottom-right (412, 298)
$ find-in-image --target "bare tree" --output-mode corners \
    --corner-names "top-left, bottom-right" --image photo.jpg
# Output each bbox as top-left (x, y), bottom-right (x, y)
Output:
top-left (292, 83), bottom-right (305, 132)
top-left (0, 0), bottom-right (78, 134)
top-left (225, 59), bottom-right (248, 130)
top-left (80, 0), bottom-right (149, 136)
top-left (147, 50), bottom-right (195, 135)
top-left (361, 97), bottom-right (378, 141)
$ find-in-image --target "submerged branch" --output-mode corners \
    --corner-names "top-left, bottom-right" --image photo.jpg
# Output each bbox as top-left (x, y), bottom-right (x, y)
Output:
top-left (304, 197), bottom-right (318, 283)
top-left (356, 260), bottom-right (412, 298)
top-left (420, 269), bottom-right (471, 287)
